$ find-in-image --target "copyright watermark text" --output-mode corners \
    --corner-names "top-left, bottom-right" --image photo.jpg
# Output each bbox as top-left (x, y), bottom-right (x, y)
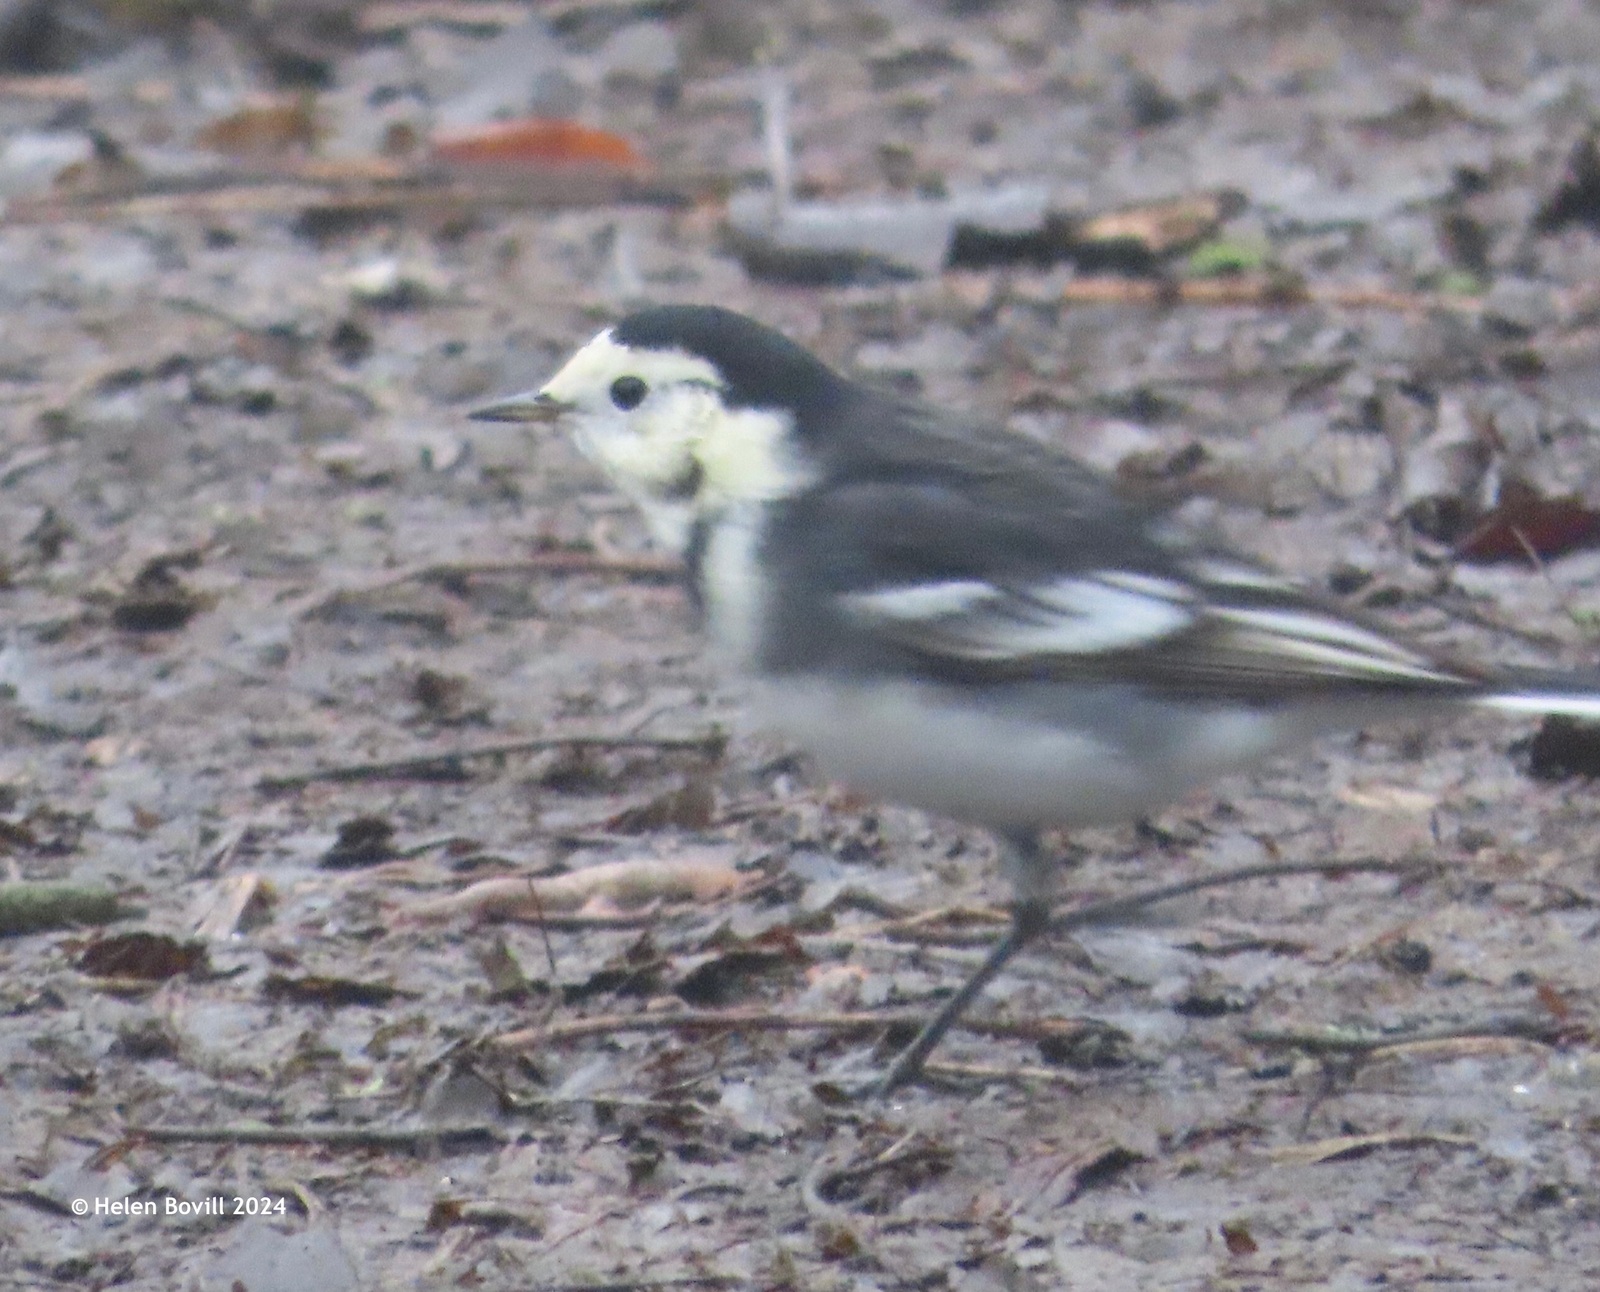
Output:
top-left (70, 1196), bottom-right (286, 1218)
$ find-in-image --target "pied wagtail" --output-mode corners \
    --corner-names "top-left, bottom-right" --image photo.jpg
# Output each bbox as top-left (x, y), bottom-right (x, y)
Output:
top-left (473, 304), bottom-right (1600, 1095)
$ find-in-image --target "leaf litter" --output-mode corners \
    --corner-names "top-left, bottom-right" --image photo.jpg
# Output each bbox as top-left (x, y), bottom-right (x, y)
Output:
top-left (3, 1), bottom-right (1600, 1288)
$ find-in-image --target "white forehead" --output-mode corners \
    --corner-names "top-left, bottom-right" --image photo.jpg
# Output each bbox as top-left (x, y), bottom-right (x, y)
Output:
top-left (541, 329), bottom-right (723, 401)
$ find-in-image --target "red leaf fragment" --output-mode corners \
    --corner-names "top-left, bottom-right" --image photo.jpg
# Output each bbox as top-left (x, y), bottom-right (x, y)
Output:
top-left (1536, 980), bottom-right (1573, 1022)
top-left (432, 118), bottom-right (645, 170)
top-left (1455, 481), bottom-right (1600, 563)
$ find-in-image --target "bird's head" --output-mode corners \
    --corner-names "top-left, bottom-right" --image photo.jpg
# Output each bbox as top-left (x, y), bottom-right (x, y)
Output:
top-left (472, 305), bottom-right (841, 551)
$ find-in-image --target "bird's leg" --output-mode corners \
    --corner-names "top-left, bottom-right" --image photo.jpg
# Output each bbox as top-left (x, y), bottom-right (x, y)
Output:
top-left (874, 831), bottom-right (1053, 1097)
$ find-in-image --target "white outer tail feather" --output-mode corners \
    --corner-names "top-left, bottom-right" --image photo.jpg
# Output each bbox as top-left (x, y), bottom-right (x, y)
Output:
top-left (1477, 691), bottom-right (1600, 720)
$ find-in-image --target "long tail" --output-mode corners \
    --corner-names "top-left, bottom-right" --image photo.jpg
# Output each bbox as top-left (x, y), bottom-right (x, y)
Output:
top-left (1475, 667), bottom-right (1600, 720)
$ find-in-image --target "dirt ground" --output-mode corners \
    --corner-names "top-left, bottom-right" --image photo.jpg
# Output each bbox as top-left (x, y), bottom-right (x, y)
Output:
top-left (4, 1), bottom-right (1600, 1288)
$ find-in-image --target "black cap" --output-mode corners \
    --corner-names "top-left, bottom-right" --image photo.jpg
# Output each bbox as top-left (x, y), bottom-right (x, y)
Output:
top-left (611, 305), bottom-right (853, 431)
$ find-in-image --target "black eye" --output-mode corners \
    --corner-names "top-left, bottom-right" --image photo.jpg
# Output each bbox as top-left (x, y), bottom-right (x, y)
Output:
top-left (609, 376), bottom-right (648, 410)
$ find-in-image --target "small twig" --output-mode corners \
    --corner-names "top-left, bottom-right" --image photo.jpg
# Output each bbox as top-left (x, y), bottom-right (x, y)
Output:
top-left (124, 1123), bottom-right (502, 1152)
top-left (258, 730), bottom-right (725, 791)
top-left (414, 553), bottom-right (680, 583)
top-left (1243, 1014), bottom-right (1562, 1056)
top-left (0, 74), bottom-right (90, 100)
top-left (1059, 276), bottom-right (1485, 314)
top-left (506, 1093), bottom-right (704, 1116)
top-left (1426, 593), bottom-right (1576, 653)
top-left (922, 1059), bottom-right (1088, 1087)
top-left (304, 553), bottom-right (680, 618)
top-left (828, 859), bottom-right (1426, 954)
top-left (1047, 856), bottom-right (1431, 938)
top-left (490, 859), bottom-right (1425, 1054)
top-left (490, 1006), bottom-right (1107, 1053)
top-left (358, 0), bottom-right (528, 32)
top-left (760, 67), bottom-right (794, 211)
top-left (526, 1280), bottom-right (740, 1292)
top-left (492, 1007), bottom-right (908, 1051)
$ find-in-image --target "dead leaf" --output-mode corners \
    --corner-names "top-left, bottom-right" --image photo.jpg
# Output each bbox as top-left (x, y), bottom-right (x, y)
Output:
top-left (1076, 191), bottom-right (1243, 260)
top-left (1536, 981), bottom-right (1574, 1023)
top-left (83, 735), bottom-right (139, 767)
top-left (409, 855), bottom-right (743, 924)
top-left (1220, 1220), bottom-right (1258, 1256)
top-left (52, 133), bottom-right (145, 200)
top-left (432, 118), bottom-right (645, 170)
top-left (196, 98), bottom-right (319, 157)
top-left (262, 973), bottom-right (407, 1007)
top-left (604, 779), bottom-right (716, 833)
top-left (1524, 715), bottom-right (1600, 780)
top-left (1063, 1144), bottom-right (1147, 1202)
top-left (1456, 479), bottom-right (1600, 563)
top-left (320, 816), bottom-right (397, 869)
top-left (412, 669), bottom-right (469, 719)
top-left (1398, 394), bottom-right (1493, 542)
top-left (111, 554), bottom-right (207, 633)
top-left (1266, 1131), bottom-right (1474, 1165)
top-left (1536, 131), bottom-right (1600, 233)
top-left (475, 936), bottom-right (532, 999)
top-left (1337, 783), bottom-right (1439, 814)
top-left (79, 931), bottom-right (206, 981)
top-left (674, 930), bottom-right (808, 1007)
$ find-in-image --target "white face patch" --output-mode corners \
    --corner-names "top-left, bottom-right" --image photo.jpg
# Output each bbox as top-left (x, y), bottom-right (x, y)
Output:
top-left (538, 329), bottom-right (816, 553)
top-left (542, 330), bottom-right (723, 406)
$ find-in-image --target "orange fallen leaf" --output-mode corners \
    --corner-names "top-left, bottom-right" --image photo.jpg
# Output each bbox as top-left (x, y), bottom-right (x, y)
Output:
top-left (432, 117), bottom-right (645, 170)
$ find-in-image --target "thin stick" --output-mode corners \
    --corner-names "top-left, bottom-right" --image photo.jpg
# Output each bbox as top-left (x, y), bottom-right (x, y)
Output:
top-left (299, 552), bottom-right (680, 620)
top-left (923, 1059), bottom-right (1088, 1087)
top-left (1243, 1014), bottom-right (1561, 1055)
top-left (1058, 276), bottom-right (1485, 314)
top-left (492, 1007), bottom-right (915, 1051)
top-left (1046, 856), bottom-right (1429, 938)
top-left (400, 553), bottom-right (680, 587)
top-left (488, 858), bottom-right (1429, 1066)
top-left (258, 730), bottom-right (724, 791)
top-left (124, 1123), bottom-right (501, 1152)
top-left (492, 1006), bottom-right (1118, 1053)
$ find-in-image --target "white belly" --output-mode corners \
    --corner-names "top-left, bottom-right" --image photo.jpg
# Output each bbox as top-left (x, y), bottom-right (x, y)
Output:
top-left (752, 676), bottom-right (1296, 832)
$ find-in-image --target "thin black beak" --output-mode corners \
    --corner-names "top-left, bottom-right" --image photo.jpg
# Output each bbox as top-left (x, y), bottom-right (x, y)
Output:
top-left (467, 391), bottom-right (573, 424)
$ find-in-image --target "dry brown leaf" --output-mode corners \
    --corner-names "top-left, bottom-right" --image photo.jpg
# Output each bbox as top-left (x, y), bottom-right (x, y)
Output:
top-left (1220, 1220), bottom-right (1259, 1256)
top-left (79, 931), bottom-right (207, 981)
top-left (1077, 191), bottom-right (1241, 255)
top-left (196, 99), bottom-right (320, 157)
top-left (410, 855), bottom-right (743, 924)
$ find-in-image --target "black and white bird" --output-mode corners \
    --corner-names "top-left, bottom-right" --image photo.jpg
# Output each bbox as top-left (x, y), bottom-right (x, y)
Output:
top-left (473, 304), bottom-right (1600, 1093)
